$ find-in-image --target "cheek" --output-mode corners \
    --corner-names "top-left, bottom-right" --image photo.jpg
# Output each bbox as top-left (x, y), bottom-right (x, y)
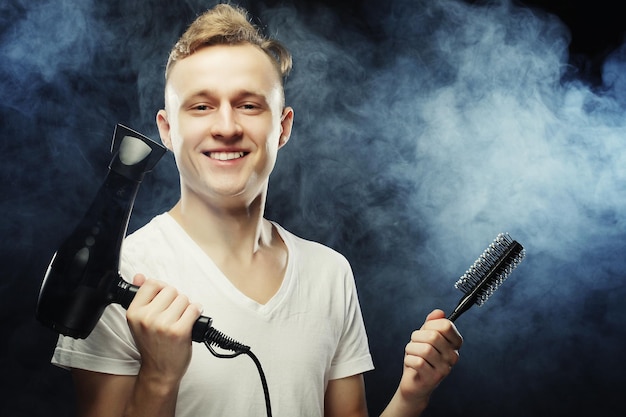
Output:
top-left (262, 118), bottom-right (284, 146)
top-left (171, 117), bottom-right (204, 150)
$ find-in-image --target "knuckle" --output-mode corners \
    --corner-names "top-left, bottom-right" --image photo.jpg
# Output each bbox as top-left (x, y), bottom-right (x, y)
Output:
top-left (449, 350), bottom-right (460, 366)
top-left (177, 293), bottom-right (190, 305)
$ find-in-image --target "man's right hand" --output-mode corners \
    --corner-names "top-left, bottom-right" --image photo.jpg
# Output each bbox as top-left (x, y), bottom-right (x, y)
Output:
top-left (126, 274), bottom-right (202, 387)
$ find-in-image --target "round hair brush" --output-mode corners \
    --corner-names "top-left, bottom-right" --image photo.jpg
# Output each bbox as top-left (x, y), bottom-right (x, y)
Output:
top-left (448, 233), bottom-right (525, 322)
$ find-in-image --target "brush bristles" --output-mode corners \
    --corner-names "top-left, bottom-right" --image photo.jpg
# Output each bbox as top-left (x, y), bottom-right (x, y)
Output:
top-left (454, 233), bottom-right (525, 306)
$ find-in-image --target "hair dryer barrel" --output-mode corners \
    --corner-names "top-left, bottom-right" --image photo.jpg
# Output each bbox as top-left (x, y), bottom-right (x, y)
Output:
top-left (36, 125), bottom-right (167, 339)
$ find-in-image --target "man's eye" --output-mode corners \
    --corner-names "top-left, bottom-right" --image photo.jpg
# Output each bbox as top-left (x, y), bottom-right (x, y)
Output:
top-left (194, 105), bottom-right (209, 111)
top-left (240, 103), bottom-right (265, 113)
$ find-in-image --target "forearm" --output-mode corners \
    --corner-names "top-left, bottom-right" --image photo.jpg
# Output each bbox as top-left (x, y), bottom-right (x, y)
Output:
top-left (379, 387), bottom-right (429, 417)
top-left (380, 310), bottom-right (462, 417)
top-left (123, 368), bottom-right (181, 417)
top-left (121, 276), bottom-right (198, 417)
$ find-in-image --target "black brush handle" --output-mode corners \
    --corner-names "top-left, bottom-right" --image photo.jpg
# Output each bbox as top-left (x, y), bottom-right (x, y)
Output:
top-left (447, 298), bottom-right (471, 322)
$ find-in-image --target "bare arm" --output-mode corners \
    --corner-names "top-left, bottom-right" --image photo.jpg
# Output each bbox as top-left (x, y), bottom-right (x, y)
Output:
top-left (72, 370), bottom-right (135, 417)
top-left (380, 309), bottom-right (463, 417)
top-left (71, 275), bottom-right (201, 417)
top-left (324, 374), bottom-right (369, 417)
top-left (72, 367), bottom-right (180, 417)
top-left (324, 310), bottom-right (461, 417)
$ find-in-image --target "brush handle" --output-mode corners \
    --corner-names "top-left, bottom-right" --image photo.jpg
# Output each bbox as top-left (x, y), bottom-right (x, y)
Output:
top-left (447, 293), bottom-right (473, 322)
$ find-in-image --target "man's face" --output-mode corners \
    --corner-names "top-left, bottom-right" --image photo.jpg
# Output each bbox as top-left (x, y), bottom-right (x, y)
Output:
top-left (157, 43), bottom-right (293, 206)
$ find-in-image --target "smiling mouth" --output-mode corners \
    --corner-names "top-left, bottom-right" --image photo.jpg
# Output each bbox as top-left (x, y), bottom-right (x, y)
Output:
top-left (206, 151), bottom-right (247, 161)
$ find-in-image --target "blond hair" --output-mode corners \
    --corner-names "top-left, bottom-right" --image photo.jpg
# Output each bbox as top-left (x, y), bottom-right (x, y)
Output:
top-left (165, 3), bottom-right (292, 83)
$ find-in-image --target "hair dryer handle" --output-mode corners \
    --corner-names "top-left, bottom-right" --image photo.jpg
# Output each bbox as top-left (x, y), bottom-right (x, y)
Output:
top-left (114, 278), bottom-right (213, 342)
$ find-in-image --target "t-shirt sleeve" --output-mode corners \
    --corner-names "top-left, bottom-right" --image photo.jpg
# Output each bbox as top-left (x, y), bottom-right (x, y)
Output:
top-left (327, 262), bottom-right (375, 380)
top-left (51, 302), bottom-right (141, 375)
top-left (51, 250), bottom-right (141, 375)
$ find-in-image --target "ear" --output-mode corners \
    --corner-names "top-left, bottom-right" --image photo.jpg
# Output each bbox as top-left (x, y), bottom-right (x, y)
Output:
top-left (156, 109), bottom-right (173, 151)
top-left (278, 106), bottom-right (294, 149)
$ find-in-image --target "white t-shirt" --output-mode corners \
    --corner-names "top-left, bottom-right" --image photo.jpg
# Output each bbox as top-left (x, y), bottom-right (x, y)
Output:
top-left (53, 213), bottom-right (374, 417)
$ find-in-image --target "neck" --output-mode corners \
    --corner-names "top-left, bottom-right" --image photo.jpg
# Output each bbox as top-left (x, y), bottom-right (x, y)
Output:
top-left (169, 190), bottom-right (272, 261)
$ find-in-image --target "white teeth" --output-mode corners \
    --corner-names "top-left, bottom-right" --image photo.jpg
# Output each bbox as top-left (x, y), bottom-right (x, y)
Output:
top-left (208, 151), bottom-right (245, 161)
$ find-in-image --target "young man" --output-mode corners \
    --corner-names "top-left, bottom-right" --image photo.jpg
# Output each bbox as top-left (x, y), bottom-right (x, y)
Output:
top-left (52, 4), bottom-right (462, 417)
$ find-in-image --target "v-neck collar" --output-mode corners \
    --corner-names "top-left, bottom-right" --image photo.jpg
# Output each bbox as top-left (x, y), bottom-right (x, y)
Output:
top-left (161, 213), bottom-right (295, 316)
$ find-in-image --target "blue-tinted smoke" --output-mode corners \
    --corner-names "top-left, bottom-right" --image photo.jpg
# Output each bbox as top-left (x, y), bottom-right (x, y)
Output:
top-left (2, 0), bottom-right (625, 416)
top-left (262, 2), bottom-right (626, 413)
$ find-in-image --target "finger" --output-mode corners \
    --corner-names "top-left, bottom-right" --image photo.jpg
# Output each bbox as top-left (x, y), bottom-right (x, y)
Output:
top-left (407, 334), bottom-right (454, 366)
top-left (403, 350), bottom-right (433, 375)
top-left (420, 318), bottom-right (463, 349)
top-left (127, 277), bottom-right (166, 309)
top-left (152, 299), bottom-right (202, 341)
top-left (151, 294), bottom-right (194, 331)
top-left (179, 303), bottom-right (203, 326)
top-left (403, 350), bottom-right (451, 387)
top-left (406, 338), bottom-right (438, 368)
top-left (410, 330), bottom-right (461, 365)
top-left (130, 279), bottom-right (176, 313)
top-left (150, 284), bottom-right (182, 310)
top-left (406, 337), bottom-right (460, 373)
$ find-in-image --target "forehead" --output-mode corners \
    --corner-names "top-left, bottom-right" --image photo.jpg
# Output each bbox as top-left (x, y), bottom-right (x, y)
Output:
top-left (166, 44), bottom-right (283, 103)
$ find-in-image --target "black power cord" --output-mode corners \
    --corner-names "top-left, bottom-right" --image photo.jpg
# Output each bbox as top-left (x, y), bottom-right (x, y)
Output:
top-left (204, 327), bottom-right (272, 417)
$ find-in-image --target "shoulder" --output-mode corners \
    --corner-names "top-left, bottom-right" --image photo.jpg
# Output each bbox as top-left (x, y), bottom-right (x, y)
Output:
top-left (120, 213), bottom-right (182, 280)
top-left (122, 213), bottom-right (179, 256)
top-left (272, 222), bottom-right (352, 274)
top-left (125, 213), bottom-right (171, 244)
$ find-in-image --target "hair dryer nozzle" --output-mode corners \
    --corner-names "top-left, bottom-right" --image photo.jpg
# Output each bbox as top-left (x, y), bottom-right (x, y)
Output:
top-left (109, 124), bottom-right (167, 181)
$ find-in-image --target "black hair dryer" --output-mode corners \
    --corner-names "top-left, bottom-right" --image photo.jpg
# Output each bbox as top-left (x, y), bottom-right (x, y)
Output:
top-left (36, 124), bottom-right (211, 341)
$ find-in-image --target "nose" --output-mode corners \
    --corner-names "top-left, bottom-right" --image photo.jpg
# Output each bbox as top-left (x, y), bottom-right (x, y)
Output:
top-left (210, 105), bottom-right (243, 140)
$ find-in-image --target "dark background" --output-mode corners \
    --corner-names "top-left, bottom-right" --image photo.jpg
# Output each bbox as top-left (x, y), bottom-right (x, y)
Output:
top-left (2, 0), bottom-right (625, 416)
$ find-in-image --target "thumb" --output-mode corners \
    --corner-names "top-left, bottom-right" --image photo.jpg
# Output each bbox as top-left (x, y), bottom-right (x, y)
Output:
top-left (132, 273), bottom-right (147, 287)
top-left (425, 309), bottom-right (446, 323)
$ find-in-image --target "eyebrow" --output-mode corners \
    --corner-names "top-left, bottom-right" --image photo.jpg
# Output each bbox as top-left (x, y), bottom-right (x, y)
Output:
top-left (181, 89), bottom-right (270, 107)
